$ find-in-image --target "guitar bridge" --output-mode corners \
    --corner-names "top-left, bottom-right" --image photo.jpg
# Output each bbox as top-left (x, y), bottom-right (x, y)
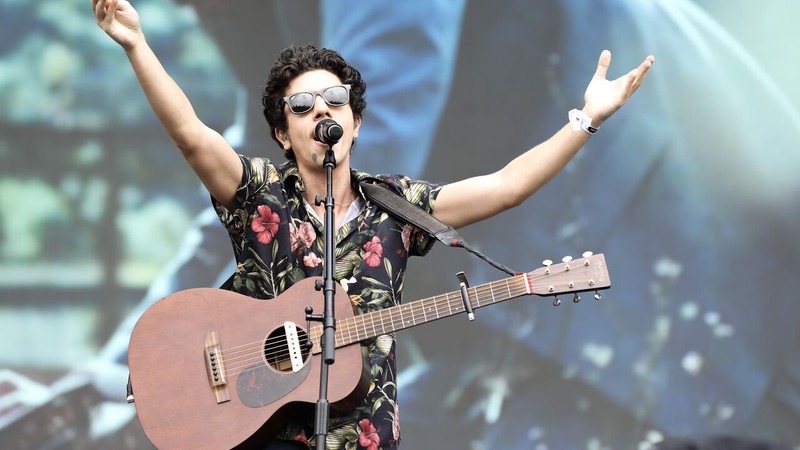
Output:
top-left (204, 331), bottom-right (230, 404)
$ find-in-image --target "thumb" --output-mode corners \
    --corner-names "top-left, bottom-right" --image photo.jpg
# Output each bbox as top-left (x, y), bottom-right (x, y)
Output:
top-left (594, 50), bottom-right (611, 79)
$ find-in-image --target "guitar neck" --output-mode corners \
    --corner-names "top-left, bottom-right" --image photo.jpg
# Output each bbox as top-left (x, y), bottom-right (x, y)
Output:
top-left (310, 273), bottom-right (534, 352)
top-left (308, 253), bottom-right (609, 353)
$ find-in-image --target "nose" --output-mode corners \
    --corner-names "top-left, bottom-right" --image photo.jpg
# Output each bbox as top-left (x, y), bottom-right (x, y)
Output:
top-left (312, 93), bottom-right (331, 118)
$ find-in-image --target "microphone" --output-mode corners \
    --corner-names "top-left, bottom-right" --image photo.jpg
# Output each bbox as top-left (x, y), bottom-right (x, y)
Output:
top-left (314, 119), bottom-right (344, 147)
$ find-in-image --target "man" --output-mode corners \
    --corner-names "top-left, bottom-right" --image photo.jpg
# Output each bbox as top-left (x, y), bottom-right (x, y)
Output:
top-left (92, 0), bottom-right (654, 448)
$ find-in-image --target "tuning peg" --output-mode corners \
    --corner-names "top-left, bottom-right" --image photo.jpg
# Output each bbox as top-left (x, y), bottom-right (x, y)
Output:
top-left (553, 296), bottom-right (562, 307)
top-left (561, 256), bottom-right (573, 263)
top-left (573, 293), bottom-right (581, 303)
top-left (542, 259), bottom-right (553, 274)
top-left (594, 291), bottom-right (602, 301)
top-left (582, 251), bottom-right (593, 258)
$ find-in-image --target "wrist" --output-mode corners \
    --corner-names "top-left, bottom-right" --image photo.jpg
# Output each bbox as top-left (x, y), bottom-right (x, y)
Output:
top-left (569, 108), bottom-right (599, 135)
top-left (581, 105), bottom-right (610, 128)
top-left (122, 30), bottom-right (146, 53)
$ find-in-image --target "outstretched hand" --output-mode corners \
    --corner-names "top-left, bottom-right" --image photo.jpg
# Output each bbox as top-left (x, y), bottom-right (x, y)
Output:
top-left (583, 50), bottom-right (655, 127)
top-left (92, 0), bottom-right (142, 50)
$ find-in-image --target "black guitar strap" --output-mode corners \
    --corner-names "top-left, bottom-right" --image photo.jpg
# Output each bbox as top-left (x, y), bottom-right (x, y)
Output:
top-left (359, 181), bottom-right (516, 276)
top-left (359, 181), bottom-right (462, 247)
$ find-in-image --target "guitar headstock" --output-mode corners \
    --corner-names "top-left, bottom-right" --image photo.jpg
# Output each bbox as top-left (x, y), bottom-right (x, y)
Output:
top-left (528, 252), bottom-right (610, 303)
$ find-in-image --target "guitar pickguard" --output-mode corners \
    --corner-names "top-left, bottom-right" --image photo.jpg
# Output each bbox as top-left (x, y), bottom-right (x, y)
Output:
top-left (237, 361), bottom-right (312, 408)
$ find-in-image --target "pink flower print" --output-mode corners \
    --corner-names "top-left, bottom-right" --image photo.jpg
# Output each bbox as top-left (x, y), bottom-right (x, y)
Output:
top-left (289, 222), bottom-right (300, 252)
top-left (358, 419), bottom-right (380, 450)
top-left (401, 225), bottom-right (412, 251)
top-left (362, 236), bottom-right (384, 267)
top-left (303, 252), bottom-right (322, 268)
top-left (298, 222), bottom-right (316, 248)
top-left (251, 205), bottom-right (280, 244)
top-left (393, 404), bottom-right (400, 441)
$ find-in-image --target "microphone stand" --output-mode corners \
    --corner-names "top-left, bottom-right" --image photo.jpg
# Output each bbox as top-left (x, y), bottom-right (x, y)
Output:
top-left (310, 145), bottom-right (338, 450)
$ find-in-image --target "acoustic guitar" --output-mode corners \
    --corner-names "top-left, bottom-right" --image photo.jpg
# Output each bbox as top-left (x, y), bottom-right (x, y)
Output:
top-left (128, 253), bottom-right (610, 449)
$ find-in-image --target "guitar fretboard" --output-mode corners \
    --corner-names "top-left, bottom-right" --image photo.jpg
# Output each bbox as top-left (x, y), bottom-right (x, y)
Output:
top-left (308, 273), bottom-right (533, 353)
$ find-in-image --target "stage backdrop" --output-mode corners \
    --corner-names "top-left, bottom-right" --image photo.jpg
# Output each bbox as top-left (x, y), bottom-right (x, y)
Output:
top-left (1, 1), bottom-right (799, 449)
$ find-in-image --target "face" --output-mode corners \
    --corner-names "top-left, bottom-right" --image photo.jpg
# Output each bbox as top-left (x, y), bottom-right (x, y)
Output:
top-left (276, 70), bottom-right (361, 172)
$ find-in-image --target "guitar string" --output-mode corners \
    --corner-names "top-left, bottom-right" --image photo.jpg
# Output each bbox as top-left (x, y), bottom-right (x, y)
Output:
top-left (218, 271), bottom-right (570, 372)
top-left (220, 279), bottom-right (536, 373)
top-left (220, 266), bottom-right (597, 374)
top-left (219, 288), bottom-right (485, 371)
top-left (218, 285), bottom-right (496, 362)
top-left (219, 291), bottom-right (478, 372)
top-left (222, 283), bottom-right (537, 373)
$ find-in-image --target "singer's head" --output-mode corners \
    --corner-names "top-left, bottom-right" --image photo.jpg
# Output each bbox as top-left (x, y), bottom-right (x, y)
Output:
top-left (262, 45), bottom-right (367, 161)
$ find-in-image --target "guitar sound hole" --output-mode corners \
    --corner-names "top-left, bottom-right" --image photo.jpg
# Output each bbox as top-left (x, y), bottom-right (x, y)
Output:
top-left (263, 327), bottom-right (311, 372)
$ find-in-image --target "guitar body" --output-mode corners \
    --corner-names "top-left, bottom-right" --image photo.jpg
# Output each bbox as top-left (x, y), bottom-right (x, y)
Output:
top-left (128, 277), bottom-right (368, 450)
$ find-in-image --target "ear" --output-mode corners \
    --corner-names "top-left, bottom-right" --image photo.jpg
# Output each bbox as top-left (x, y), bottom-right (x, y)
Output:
top-left (353, 116), bottom-right (362, 139)
top-left (275, 129), bottom-right (291, 150)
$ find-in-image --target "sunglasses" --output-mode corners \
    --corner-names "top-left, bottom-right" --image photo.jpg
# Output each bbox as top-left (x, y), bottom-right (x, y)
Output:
top-left (283, 84), bottom-right (351, 115)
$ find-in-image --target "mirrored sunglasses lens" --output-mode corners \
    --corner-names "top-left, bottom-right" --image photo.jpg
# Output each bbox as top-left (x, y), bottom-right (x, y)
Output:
top-left (323, 86), bottom-right (349, 105)
top-left (289, 93), bottom-right (314, 113)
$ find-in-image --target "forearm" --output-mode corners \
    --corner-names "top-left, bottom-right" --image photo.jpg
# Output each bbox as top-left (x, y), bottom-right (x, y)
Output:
top-left (124, 34), bottom-right (241, 207)
top-left (434, 122), bottom-right (590, 229)
top-left (125, 34), bottom-right (205, 152)
top-left (500, 123), bottom-right (590, 203)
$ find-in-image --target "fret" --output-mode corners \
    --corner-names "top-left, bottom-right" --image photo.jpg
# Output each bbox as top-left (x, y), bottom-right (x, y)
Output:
top-left (411, 302), bottom-right (425, 325)
top-left (407, 303), bottom-right (416, 327)
top-left (450, 291), bottom-right (462, 314)
top-left (395, 305), bottom-right (403, 330)
top-left (445, 293), bottom-right (453, 315)
top-left (389, 307), bottom-right (398, 332)
top-left (346, 318), bottom-right (354, 344)
top-left (339, 319), bottom-right (348, 346)
top-left (471, 286), bottom-right (480, 308)
top-left (379, 309), bottom-right (386, 334)
top-left (357, 317), bottom-right (365, 341)
top-left (421, 299), bottom-right (428, 322)
top-left (489, 281), bottom-right (497, 303)
top-left (505, 278), bottom-right (512, 298)
top-left (383, 308), bottom-right (392, 333)
top-left (362, 314), bottom-right (369, 339)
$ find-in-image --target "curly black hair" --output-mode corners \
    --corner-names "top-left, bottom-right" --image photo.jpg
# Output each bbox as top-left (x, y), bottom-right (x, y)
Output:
top-left (261, 45), bottom-right (367, 159)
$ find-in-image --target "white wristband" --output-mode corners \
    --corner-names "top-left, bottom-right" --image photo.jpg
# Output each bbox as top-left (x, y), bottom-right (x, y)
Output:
top-left (568, 109), bottom-right (598, 135)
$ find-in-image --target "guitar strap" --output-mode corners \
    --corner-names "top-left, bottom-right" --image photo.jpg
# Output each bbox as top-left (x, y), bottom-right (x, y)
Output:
top-left (358, 181), bottom-right (516, 276)
top-left (359, 181), bottom-right (462, 247)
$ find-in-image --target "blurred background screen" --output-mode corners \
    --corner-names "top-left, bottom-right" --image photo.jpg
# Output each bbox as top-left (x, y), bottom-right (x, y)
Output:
top-left (1, 0), bottom-right (799, 449)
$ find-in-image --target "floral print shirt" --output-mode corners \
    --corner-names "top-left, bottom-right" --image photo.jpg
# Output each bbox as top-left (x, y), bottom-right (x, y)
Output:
top-left (213, 156), bottom-right (441, 449)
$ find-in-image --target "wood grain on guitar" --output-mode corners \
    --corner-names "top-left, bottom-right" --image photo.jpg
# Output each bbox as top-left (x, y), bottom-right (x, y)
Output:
top-left (128, 253), bottom-right (610, 449)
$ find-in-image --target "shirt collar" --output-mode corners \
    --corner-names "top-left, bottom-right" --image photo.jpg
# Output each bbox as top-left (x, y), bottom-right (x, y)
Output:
top-left (279, 159), bottom-right (379, 201)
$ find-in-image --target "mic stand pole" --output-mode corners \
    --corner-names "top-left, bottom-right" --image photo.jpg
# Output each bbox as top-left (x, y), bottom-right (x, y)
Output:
top-left (310, 147), bottom-right (338, 450)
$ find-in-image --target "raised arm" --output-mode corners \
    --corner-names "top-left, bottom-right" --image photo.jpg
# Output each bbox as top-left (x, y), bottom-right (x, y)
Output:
top-left (433, 50), bottom-right (655, 229)
top-left (92, 0), bottom-right (242, 209)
